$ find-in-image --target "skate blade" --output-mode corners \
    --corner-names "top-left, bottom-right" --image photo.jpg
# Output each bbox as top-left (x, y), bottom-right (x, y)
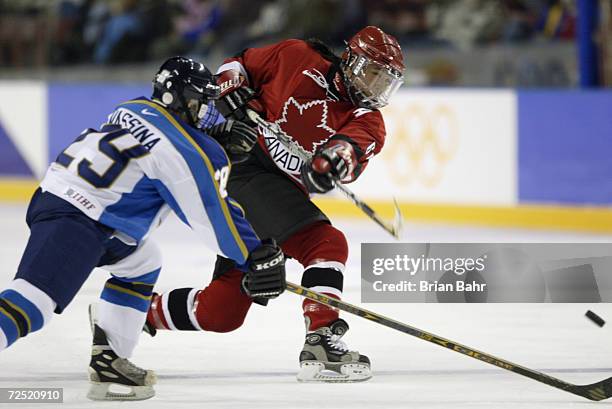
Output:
top-left (87, 381), bottom-right (155, 401)
top-left (297, 361), bottom-right (372, 383)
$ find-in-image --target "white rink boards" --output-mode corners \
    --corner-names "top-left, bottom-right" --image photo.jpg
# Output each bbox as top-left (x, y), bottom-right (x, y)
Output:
top-left (0, 203), bottom-right (611, 409)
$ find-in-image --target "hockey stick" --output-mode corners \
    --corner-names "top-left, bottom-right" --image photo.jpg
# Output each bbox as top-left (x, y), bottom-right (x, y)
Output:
top-left (286, 281), bottom-right (612, 401)
top-left (246, 110), bottom-right (402, 239)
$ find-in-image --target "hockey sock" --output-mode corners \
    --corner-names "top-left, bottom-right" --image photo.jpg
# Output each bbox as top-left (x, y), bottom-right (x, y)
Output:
top-left (301, 267), bottom-right (344, 331)
top-left (303, 294), bottom-right (340, 331)
top-left (147, 269), bottom-right (252, 333)
top-left (147, 288), bottom-right (202, 331)
top-left (98, 269), bottom-right (159, 358)
top-left (0, 279), bottom-right (55, 350)
top-left (280, 222), bottom-right (348, 331)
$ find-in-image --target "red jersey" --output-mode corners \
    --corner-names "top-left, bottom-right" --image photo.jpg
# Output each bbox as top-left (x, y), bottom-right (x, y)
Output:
top-left (216, 39), bottom-right (386, 185)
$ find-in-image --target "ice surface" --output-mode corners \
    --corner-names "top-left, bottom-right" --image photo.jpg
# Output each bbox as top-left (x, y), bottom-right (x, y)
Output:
top-left (0, 203), bottom-right (611, 409)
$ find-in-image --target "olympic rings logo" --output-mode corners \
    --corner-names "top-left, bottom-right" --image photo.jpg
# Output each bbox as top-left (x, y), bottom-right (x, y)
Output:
top-left (382, 104), bottom-right (459, 187)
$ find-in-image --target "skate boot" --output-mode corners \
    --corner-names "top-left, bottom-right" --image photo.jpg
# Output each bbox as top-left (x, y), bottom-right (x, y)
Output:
top-left (297, 319), bottom-right (371, 382)
top-left (87, 305), bottom-right (156, 401)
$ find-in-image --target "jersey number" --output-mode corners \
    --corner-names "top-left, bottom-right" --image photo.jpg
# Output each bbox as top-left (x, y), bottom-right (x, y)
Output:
top-left (57, 129), bottom-right (149, 189)
top-left (214, 166), bottom-right (229, 198)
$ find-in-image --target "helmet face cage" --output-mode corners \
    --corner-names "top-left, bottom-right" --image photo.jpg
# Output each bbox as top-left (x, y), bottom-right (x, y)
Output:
top-left (181, 79), bottom-right (220, 125)
top-left (153, 57), bottom-right (220, 127)
top-left (343, 51), bottom-right (403, 110)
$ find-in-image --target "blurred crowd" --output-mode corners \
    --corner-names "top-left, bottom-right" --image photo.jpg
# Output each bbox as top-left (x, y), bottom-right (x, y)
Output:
top-left (0, 0), bottom-right (578, 68)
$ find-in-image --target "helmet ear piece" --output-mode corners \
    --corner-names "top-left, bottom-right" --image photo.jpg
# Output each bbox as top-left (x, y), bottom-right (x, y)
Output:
top-left (162, 92), bottom-right (174, 105)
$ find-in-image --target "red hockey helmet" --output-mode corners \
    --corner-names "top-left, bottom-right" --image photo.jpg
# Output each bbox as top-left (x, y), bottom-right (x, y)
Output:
top-left (341, 26), bottom-right (405, 110)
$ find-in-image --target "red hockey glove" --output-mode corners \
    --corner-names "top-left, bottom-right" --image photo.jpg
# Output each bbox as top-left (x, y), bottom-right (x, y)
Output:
top-left (300, 138), bottom-right (358, 194)
top-left (215, 69), bottom-right (265, 123)
top-left (243, 239), bottom-right (286, 299)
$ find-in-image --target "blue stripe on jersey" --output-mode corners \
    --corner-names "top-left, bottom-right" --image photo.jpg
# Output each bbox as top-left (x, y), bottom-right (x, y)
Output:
top-left (151, 179), bottom-right (189, 226)
top-left (0, 290), bottom-right (44, 333)
top-left (119, 99), bottom-right (260, 263)
top-left (100, 176), bottom-right (164, 241)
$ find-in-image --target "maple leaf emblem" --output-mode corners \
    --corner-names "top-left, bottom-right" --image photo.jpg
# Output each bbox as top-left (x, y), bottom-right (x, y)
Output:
top-left (274, 97), bottom-right (336, 154)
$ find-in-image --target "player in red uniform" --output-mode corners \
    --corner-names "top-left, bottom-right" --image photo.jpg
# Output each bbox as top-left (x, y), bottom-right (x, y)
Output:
top-left (145, 26), bottom-right (404, 382)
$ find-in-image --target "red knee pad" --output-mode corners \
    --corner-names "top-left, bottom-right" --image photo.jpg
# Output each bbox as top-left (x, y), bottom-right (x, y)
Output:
top-left (194, 269), bottom-right (252, 333)
top-left (281, 222), bottom-right (348, 267)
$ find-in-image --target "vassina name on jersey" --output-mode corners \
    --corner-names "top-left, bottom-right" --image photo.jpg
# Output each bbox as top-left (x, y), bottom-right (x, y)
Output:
top-left (107, 107), bottom-right (162, 151)
top-left (40, 97), bottom-right (258, 264)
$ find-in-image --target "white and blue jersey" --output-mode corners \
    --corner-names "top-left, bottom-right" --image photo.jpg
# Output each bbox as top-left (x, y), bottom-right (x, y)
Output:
top-left (40, 97), bottom-right (260, 265)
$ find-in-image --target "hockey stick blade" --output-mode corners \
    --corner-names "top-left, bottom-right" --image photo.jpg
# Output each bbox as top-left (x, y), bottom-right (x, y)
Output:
top-left (246, 109), bottom-right (403, 239)
top-left (567, 377), bottom-right (612, 401)
top-left (286, 281), bottom-right (612, 401)
top-left (333, 183), bottom-right (402, 239)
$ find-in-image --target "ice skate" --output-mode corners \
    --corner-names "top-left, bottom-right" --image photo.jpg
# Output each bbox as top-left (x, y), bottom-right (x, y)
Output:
top-left (87, 305), bottom-right (156, 401)
top-left (298, 318), bottom-right (371, 383)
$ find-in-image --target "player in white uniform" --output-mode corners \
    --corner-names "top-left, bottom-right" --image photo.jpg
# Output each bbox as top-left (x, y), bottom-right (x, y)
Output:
top-left (0, 57), bottom-right (286, 400)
